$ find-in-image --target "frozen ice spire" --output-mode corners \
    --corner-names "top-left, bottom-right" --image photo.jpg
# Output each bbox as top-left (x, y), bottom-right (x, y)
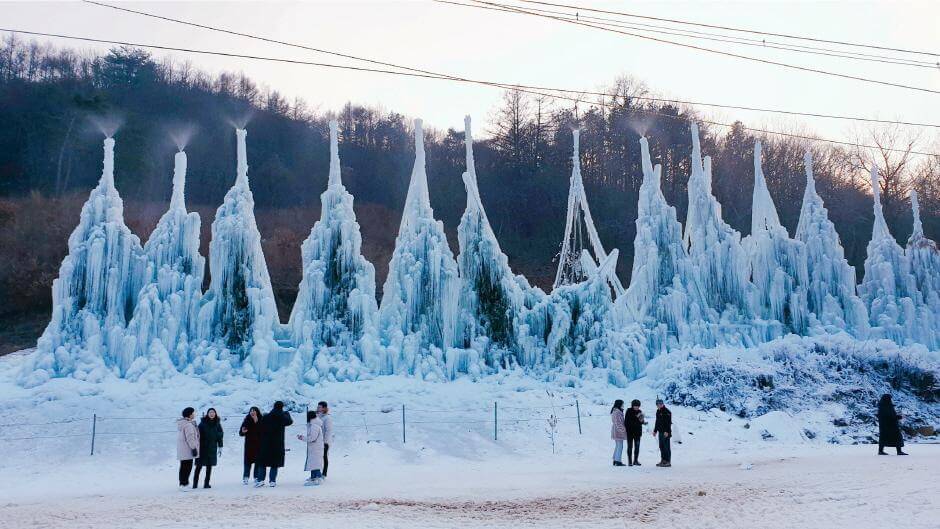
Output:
top-left (639, 137), bottom-right (660, 189)
top-left (803, 151), bottom-right (816, 195)
top-left (170, 150), bottom-right (187, 211)
top-left (461, 115), bottom-right (484, 215)
top-left (911, 189), bottom-right (924, 239)
top-left (327, 120), bottom-right (342, 188)
top-left (101, 137), bottom-right (115, 190)
top-left (402, 119), bottom-right (430, 221)
top-left (870, 166), bottom-right (890, 241)
top-left (751, 141), bottom-right (782, 233)
top-left (235, 128), bottom-right (248, 188)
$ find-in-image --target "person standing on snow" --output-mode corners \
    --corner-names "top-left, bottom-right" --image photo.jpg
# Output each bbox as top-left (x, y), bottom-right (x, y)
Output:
top-left (194, 408), bottom-right (223, 489)
top-left (317, 401), bottom-right (333, 478)
top-left (298, 410), bottom-right (325, 486)
top-left (624, 399), bottom-right (645, 466)
top-left (653, 399), bottom-right (672, 467)
top-left (877, 394), bottom-right (908, 456)
top-left (255, 401), bottom-right (294, 487)
top-left (610, 399), bottom-right (628, 466)
top-left (176, 407), bottom-right (200, 491)
top-left (239, 406), bottom-right (263, 484)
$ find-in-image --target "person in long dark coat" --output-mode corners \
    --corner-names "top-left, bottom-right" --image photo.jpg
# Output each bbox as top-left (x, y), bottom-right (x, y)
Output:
top-left (254, 401), bottom-right (294, 487)
top-left (877, 394), bottom-right (908, 455)
top-left (239, 406), bottom-right (262, 484)
top-left (194, 408), bottom-right (223, 489)
top-left (624, 399), bottom-right (645, 466)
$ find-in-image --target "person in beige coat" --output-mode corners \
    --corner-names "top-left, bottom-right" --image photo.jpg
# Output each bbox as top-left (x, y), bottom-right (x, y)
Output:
top-left (610, 399), bottom-right (627, 467)
top-left (297, 410), bottom-right (324, 486)
top-left (177, 407), bottom-right (200, 490)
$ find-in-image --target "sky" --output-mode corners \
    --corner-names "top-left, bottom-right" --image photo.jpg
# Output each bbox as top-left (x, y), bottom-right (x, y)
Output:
top-left (3, 0), bottom-right (939, 153)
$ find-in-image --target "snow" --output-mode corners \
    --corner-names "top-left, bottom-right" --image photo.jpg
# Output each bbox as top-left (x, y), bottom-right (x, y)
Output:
top-left (0, 342), bottom-right (937, 529)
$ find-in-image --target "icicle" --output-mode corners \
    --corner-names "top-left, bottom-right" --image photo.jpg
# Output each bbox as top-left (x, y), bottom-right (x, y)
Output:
top-left (328, 120), bottom-right (341, 188)
top-left (870, 166), bottom-right (890, 241)
top-left (751, 141), bottom-right (781, 233)
top-left (911, 190), bottom-right (924, 239)
top-left (101, 137), bottom-right (115, 190)
top-left (235, 128), bottom-right (249, 188)
top-left (170, 151), bottom-right (187, 211)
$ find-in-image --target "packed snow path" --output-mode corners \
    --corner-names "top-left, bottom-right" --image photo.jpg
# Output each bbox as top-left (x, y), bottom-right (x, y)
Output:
top-left (0, 445), bottom-right (934, 529)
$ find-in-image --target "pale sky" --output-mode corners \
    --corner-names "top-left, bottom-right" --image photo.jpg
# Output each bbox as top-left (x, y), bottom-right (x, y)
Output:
top-left (4, 0), bottom-right (939, 151)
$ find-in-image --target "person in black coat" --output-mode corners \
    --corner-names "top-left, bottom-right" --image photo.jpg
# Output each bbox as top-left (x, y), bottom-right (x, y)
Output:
top-left (194, 408), bottom-right (223, 489)
top-left (653, 399), bottom-right (672, 467)
top-left (624, 399), bottom-right (645, 466)
top-left (877, 394), bottom-right (907, 456)
top-left (254, 401), bottom-right (294, 487)
top-left (240, 406), bottom-right (262, 484)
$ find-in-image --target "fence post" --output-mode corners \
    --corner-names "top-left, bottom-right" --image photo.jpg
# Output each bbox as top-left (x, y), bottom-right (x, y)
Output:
top-left (494, 401), bottom-right (498, 441)
top-left (401, 404), bottom-right (406, 444)
top-left (90, 414), bottom-right (97, 456)
top-left (575, 400), bottom-right (582, 435)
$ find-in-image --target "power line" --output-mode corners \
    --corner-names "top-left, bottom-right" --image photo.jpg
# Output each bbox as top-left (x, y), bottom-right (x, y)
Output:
top-left (514, 0), bottom-right (940, 58)
top-left (0, 27), bottom-right (936, 157)
top-left (78, 1), bottom-right (940, 128)
top-left (475, 1), bottom-right (939, 68)
top-left (452, 0), bottom-right (940, 95)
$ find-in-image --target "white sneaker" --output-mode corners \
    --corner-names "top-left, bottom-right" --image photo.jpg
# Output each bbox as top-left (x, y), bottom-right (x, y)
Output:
top-left (303, 480), bottom-right (315, 487)
top-left (269, 481), bottom-right (277, 488)
top-left (179, 485), bottom-right (190, 492)
top-left (253, 480), bottom-right (265, 488)
top-left (242, 478), bottom-right (249, 485)
top-left (313, 478), bottom-right (323, 486)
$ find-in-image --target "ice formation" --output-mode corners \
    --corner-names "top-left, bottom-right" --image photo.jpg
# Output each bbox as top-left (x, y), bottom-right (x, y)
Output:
top-left (21, 119), bottom-right (940, 390)
top-left (23, 138), bottom-right (147, 386)
top-left (456, 116), bottom-right (533, 367)
top-left (287, 120), bottom-right (378, 382)
top-left (858, 167), bottom-right (936, 347)
top-left (744, 142), bottom-right (810, 335)
top-left (794, 152), bottom-right (868, 334)
top-left (682, 124), bottom-right (761, 344)
top-left (621, 136), bottom-right (710, 353)
top-left (377, 119), bottom-right (461, 376)
top-left (907, 190), bottom-right (940, 319)
top-left (122, 150), bottom-right (205, 379)
top-left (554, 130), bottom-right (624, 296)
top-left (197, 129), bottom-right (281, 379)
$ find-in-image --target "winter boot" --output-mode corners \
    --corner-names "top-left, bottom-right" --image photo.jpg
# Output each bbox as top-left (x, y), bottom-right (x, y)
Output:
top-left (897, 451), bottom-right (908, 456)
top-left (613, 461), bottom-right (625, 467)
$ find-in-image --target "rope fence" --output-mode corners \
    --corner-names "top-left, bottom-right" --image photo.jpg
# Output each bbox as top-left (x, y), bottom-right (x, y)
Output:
top-left (0, 399), bottom-right (601, 454)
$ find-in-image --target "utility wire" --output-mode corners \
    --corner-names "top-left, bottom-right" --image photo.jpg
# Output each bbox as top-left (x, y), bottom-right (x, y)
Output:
top-left (452, 0), bottom-right (940, 95)
top-left (79, 1), bottom-right (940, 128)
top-left (515, 0), bottom-right (940, 59)
top-left (0, 27), bottom-right (935, 157)
top-left (476, 1), bottom-right (939, 68)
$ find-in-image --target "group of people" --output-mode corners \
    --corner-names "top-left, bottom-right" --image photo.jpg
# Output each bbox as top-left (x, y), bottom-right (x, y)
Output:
top-left (176, 400), bottom-right (334, 490)
top-left (610, 398), bottom-right (672, 467)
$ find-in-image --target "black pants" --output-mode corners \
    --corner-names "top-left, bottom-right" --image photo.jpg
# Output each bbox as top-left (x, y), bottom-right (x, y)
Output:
top-left (193, 464), bottom-right (212, 487)
top-left (323, 444), bottom-right (330, 477)
top-left (626, 433), bottom-right (641, 464)
top-left (658, 432), bottom-right (671, 463)
top-left (178, 459), bottom-right (194, 486)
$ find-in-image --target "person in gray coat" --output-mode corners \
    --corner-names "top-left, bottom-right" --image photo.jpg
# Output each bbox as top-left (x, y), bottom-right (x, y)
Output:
top-left (176, 407), bottom-right (200, 490)
top-left (297, 410), bottom-right (325, 486)
top-left (610, 399), bottom-right (627, 466)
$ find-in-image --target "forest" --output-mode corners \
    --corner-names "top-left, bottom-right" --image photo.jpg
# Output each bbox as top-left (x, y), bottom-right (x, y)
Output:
top-left (1, 37), bottom-right (937, 353)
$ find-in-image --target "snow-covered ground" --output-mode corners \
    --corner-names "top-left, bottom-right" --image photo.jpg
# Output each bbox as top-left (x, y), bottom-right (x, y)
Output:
top-left (1, 348), bottom-right (935, 529)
